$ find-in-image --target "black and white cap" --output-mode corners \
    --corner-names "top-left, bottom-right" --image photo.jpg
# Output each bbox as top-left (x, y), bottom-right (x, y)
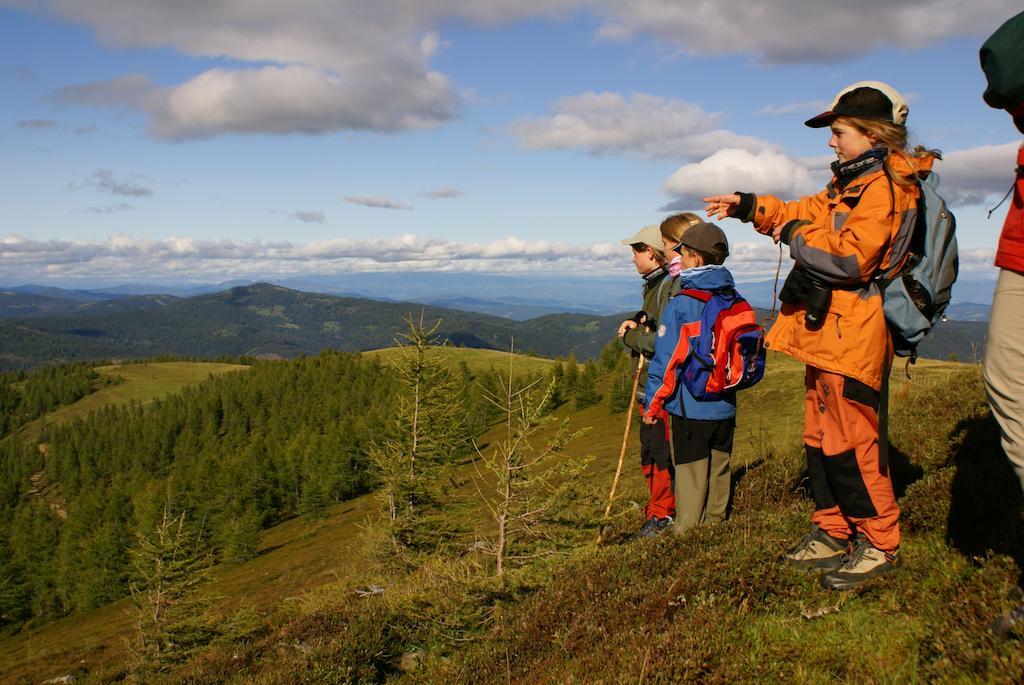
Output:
top-left (804, 80), bottom-right (909, 128)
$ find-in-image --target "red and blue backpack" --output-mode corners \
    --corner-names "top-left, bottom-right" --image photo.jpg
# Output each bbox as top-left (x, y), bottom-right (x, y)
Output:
top-left (677, 288), bottom-right (766, 401)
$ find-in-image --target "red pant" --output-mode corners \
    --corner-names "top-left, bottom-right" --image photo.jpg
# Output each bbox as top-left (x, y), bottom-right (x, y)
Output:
top-left (640, 416), bottom-right (675, 519)
top-left (803, 367), bottom-right (900, 551)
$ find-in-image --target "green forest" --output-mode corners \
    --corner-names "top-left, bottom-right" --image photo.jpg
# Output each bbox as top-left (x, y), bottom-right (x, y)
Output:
top-left (0, 341), bottom-right (603, 630)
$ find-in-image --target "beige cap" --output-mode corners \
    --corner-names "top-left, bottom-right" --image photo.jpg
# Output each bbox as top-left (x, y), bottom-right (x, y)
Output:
top-left (620, 224), bottom-right (665, 253)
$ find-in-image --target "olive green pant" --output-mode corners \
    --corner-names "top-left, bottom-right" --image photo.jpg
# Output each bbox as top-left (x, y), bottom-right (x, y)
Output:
top-left (672, 449), bottom-right (732, 532)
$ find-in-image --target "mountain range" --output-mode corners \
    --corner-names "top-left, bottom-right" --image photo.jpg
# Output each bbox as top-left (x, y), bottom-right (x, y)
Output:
top-left (0, 281), bottom-right (988, 370)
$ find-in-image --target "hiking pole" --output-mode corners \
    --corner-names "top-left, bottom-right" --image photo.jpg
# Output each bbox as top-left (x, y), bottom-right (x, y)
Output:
top-left (596, 353), bottom-right (645, 546)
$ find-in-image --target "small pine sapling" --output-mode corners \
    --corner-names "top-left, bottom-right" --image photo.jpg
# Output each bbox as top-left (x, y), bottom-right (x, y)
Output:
top-left (368, 313), bottom-right (470, 556)
top-left (124, 507), bottom-right (217, 682)
top-left (470, 345), bottom-right (591, 582)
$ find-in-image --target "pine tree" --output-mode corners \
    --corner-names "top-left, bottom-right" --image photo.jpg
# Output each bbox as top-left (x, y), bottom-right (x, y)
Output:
top-left (574, 361), bottom-right (601, 410)
top-left (608, 354), bottom-right (638, 414)
top-left (563, 353), bottom-right (579, 392)
top-left (220, 505), bottom-right (262, 563)
top-left (599, 337), bottom-right (623, 371)
top-left (471, 350), bottom-right (589, 582)
top-left (299, 476), bottom-right (329, 522)
top-left (542, 362), bottom-right (566, 414)
top-left (367, 314), bottom-right (469, 554)
top-left (125, 508), bottom-right (216, 681)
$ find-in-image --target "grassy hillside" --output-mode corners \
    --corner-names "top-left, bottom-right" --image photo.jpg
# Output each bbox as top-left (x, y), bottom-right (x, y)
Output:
top-left (362, 346), bottom-right (558, 377)
top-left (4, 352), bottom-right (1017, 684)
top-left (11, 361), bottom-right (248, 442)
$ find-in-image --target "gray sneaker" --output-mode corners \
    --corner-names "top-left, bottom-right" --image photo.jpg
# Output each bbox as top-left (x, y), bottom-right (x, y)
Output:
top-left (785, 524), bottom-right (848, 571)
top-left (991, 603), bottom-right (1024, 638)
top-left (991, 587), bottom-right (1024, 638)
top-left (634, 515), bottom-right (674, 539)
top-left (820, 534), bottom-right (902, 591)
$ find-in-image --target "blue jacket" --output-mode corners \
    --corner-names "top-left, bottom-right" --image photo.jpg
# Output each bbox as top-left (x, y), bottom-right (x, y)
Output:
top-left (643, 265), bottom-right (739, 421)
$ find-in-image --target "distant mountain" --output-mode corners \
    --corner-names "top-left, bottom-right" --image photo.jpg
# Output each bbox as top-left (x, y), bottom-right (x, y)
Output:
top-left (417, 296), bottom-right (606, 321)
top-left (0, 291), bottom-right (86, 318)
top-left (944, 302), bottom-right (991, 322)
top-left (0, 283), bottom-right (628, 369)
top-left (0, 291), bottom-right (179, 318)
top-left (90, 280), bottom-right (254, 297)
top-left (4, 271), bottom-right (997, 321)
top-left (914, 319), bottom-right (988, 363)
top-left (5, 285), bottom-right (114, 303)
top-left (0, 281), bottom-right (988, 370)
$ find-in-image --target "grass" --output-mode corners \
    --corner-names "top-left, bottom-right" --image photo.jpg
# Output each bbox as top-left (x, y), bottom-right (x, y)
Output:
top-left (11, 361), bottom-right (248, 443)
top-left (362, 345), bottom-right (559, 377)
top-left (0, 352), bottom-right (1017, 684)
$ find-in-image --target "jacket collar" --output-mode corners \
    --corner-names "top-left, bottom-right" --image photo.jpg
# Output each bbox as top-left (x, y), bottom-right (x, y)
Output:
top-left (831, 147), bottom-right (888, 190)
top-left (679, 264), bottom-right (734, 291)
top-left (643, 265), bottom-right (667, 287)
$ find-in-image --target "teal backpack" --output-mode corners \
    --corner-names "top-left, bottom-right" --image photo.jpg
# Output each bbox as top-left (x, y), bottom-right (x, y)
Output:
top-left (877, 171), bottom-right (959, 361)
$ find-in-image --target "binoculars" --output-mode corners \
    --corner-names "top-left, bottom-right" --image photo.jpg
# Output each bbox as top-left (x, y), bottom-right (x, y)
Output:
top-left (779, 267), bottom-right (832, 331)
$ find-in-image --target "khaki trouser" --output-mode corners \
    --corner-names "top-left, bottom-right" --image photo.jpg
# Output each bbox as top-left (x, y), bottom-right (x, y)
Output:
top-left (984, 268), bottom-right (1024, 493)
top-left (673, 449), bottom-right (731, 530)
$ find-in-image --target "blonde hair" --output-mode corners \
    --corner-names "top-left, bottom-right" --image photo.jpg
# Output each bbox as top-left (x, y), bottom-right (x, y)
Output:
top-left (660, 212), bottom-right (703, 246)
top-left (836, 116), bottom-right (941, 190)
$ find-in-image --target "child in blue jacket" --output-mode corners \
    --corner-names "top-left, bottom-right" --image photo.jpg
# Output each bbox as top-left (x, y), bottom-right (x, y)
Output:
top-left (643, 220), bottom-right (738, 531)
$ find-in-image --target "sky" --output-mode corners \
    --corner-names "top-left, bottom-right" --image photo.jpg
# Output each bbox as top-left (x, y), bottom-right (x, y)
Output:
top-left (1, 1), bottom-right (1022, 287)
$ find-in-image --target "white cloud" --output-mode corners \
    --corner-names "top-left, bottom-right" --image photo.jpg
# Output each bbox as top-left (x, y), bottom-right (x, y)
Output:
top-left (662, 148), bottom-right (819, 209)
top-left (16, 118), bottom-right (58, 129)
top-left (49, 74), bottom-right (152, 108)
top-left (290, 210), bottom-right (326, 224)
top-left (933, 142), bottom-right (1020, 206)
top-left (756, 100), bottom-right (829, 116)
top-left (346, 196), bottom-right (413, 211)
top-left (31, 1), bottom-right (578, 139)
top-left (0, 233), bottom-right (610, 279)
top-left (80, 203), bottom-right (135, 214)
top-left (422, 187), bottom-right (464, 199)
top-left (26, 1), bottom-right (1020, 141)
top-left (508, 91), bottom-right (768, 159)
top-left (67, 169), bottom-right (153, 197)
top-left (592, 0), bottom-right (1022, 63)
top-left (0, 232), bottom-right (799, 281)
top-left (661, 142), bottom-right (1022, 211)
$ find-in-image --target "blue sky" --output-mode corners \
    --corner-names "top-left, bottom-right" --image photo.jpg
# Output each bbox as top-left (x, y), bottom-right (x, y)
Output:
top-left (1, 1), bottom-right (1021, 286)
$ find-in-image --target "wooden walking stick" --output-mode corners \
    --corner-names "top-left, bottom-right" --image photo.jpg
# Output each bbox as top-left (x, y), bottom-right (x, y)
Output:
top-left (596, 353), bottom-right (646, 545)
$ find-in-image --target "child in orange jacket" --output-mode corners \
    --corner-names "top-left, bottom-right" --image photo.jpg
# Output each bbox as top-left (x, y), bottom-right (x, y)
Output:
top-left (706, 81), bottom-right (939, 590)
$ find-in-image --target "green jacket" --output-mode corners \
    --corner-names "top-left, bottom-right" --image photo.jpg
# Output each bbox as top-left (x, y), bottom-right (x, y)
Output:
top-left (621, 267), bottom-right (676, 394)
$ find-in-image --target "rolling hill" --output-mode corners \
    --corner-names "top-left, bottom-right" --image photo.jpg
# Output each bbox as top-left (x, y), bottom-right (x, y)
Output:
top-left (0, 282), bottom-right (987, 370)
top-left (0, 351), bottom-right (1020, 683)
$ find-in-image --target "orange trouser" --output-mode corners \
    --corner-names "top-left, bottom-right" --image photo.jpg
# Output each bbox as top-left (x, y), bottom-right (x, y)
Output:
top-left (803, 366), bottom-right (900, 552)
top-left (639, 417), bottom-right (675, 519)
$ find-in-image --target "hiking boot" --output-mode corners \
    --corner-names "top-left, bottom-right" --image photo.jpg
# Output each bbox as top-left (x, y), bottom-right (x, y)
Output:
top-left (634, 515), bottom-right (674, 539)
top-left (991, 587), bottom-right (1024, 638)
top-left (785, 524), bottom-right (848, 571)
top-left (820, 535), bottom-right (902, 591)
top-left (992, 602), bottom-right (1024, 638)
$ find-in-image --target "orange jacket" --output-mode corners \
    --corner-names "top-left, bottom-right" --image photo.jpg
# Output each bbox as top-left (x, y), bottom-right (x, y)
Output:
top-left (749, 153), bottom-right (930, 391)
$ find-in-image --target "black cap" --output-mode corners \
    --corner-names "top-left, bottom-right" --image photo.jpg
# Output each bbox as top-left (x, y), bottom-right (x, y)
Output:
top-left (805, 81), bottom-right (908, 128)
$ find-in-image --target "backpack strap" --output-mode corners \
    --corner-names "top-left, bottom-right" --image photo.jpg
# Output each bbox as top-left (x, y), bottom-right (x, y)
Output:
top-left (679, 288), bottom-right (712, 302)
